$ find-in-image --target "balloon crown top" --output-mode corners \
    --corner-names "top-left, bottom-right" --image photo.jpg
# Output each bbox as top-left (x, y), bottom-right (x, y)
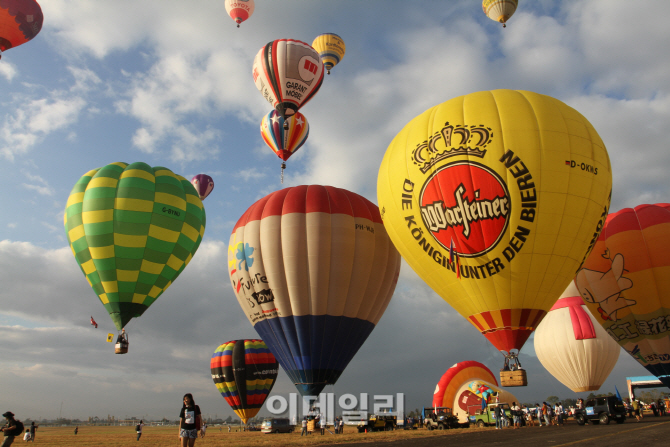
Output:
top-left (411, 122), bottom-right (493, 174)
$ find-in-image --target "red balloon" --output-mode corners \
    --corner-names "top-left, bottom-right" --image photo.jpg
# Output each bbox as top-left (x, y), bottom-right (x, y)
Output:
top-left (0, 0), bottom-right (43, 59)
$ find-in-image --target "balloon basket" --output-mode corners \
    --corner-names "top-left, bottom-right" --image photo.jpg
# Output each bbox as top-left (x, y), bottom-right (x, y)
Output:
top-left (115, 342), bottom-right (129, 354)
top-left (500, 369), bottom-right (527, 387)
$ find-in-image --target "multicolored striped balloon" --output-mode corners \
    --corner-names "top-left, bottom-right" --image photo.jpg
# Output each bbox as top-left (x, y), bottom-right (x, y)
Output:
top-left (260, 110), bottom-right (309, 162)
top-left (576, 203), bottom-right (670, 388)
top-left (210, 339), bottom-right (278, 424)
top-left (64, 162), bottom-right (206, 330)
top-left (228, 185), bottom-right (401, 396)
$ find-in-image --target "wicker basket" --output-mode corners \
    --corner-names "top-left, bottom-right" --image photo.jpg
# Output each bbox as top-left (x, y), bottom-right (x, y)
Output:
top-left (115, 342), bottom-right (129, 354)
top-left (500, 369), bottom-right (527, 387)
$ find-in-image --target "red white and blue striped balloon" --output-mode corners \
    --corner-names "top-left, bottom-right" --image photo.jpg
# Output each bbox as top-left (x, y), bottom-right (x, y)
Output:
top-left (260, 110), bottom-right (309, 162)
top-left (228, 185), bottom-right (401, 396)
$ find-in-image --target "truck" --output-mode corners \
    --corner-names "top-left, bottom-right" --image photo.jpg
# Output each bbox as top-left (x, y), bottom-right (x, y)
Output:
top-left (422, 406), bottom-right (460, 430)
top-left (357, 414), bottom-right (397, 432)
top-left (574, 396), bottom-right (626, 425)
top-left (468, 402), bottom-right (513, 428)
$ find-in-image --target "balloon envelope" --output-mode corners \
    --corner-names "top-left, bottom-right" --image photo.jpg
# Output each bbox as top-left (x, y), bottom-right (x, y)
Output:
top-left (535, 281), bottom-right (620, 392)
top-left (377, 89), bottom-right (612, 355)
top-left (252, 39), bottom-right (324, 122)
top-left (191, 174), bottom-right (214, 200)
top-left (0, 0), bottom-right (43, 58)
top-left (575, 203), bottom-right (670, 388)
top-left (260, 110), bottom-right (309, 162)
top-left (224, 0), bottom-right (254, 27)
top-left (211, 339), bottom-right (278, 424)
top-left (311, 33), bottom-right (345, 74)
top-left (64, 162), bottom-right (206, 330)
top-left (433, 361), bottom-right (518, 423)
top-left (228, 185), bottom-right (401, 396)
top-left (482, 0), bottom-right (518, 26)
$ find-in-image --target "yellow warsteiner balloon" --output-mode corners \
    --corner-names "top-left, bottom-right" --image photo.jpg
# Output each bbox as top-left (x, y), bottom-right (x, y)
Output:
top-left (377, 90), bottom-right (612, 361)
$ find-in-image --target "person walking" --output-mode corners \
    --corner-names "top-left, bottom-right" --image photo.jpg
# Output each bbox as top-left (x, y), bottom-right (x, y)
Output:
top-left (320, 416), bottom-right (326, 435)
top-left (28, 423), bottom-right (37, 443)
top-left (631, 399), bottom-right (642, 422)
top-left (494, 404), bottom-right (502, 429)
top-left (542, 403), bottom-right (551, 426)
top-left (555, 402), bottom-right (565, 426)
top-left (301, 418), bottom-right (307, 436)
top-left (136, 419), bottom-right (144, 441)
top-left (179, 393), bottom-right (202, 447)
top-left (339, 418), bottom-right (344, 434)
top-left (511, 402), bottom-right (521, 429)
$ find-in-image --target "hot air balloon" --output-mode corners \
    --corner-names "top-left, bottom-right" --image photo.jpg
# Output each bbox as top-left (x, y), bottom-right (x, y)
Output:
top-left (64, 162), bottom-right (206, 352)
top-left (575, 204), bottom-right (670, 388)
top-left (535, 281), bottom-right (620, 392)
top-left (224, 0), bottom-right (254, 28)
top-left (260, 110), bottom-right (309, 183)
top-left (228, 185), bottom-right (401, 396)
top-left (211, 339), bottom-right (278, 424)
top-left (377, 89), bottom-right (612, 384)
top-left (482, 0), bottom-right (518, 27)
top-left (0, 0), bottom-right (43, 60)
top-left (191, 174), bottom-right (214, 200)
top-left (311, 33), bottom-right (345, 75)
top-left (252, 39), bottom-right (324, 130)
top-left (433, 361), bottom-right (518, 424)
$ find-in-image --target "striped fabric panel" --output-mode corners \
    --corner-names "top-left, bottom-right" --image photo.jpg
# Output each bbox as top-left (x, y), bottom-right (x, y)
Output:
top-left (64, 162), bottom-right (206, 330)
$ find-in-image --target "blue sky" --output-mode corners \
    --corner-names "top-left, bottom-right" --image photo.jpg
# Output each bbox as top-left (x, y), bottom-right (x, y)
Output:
top-left (1, 0), bottom-right (669, 421)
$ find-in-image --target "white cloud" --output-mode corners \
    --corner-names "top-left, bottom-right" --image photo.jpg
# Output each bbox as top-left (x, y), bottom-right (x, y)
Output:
top-left (20, 170), bottom-right (55, 196)
top-left (0, 61), bottom-right (17, 81)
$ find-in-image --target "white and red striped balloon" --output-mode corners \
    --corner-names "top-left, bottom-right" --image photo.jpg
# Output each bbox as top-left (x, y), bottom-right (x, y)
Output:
top-left (534, 281), bottom-right (620, 392)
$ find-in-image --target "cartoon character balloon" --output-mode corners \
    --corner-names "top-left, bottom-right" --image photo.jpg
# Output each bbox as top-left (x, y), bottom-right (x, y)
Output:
top-left (534, 281), bottom-right (620, 392)
top-left (0, 0), bottom-right (43, 60)
top-left (311, 33), bottom-right (345, 75)
top-left (191, 174), bottom-right (214, 200)
top-left (260, 110), bottom-right (309, 182)
top-left (211, 339), bottom-right (278, 424)
top-left (433, 361), bottom-right (518, 423)
top-left (228, 185), bottom-right (401, 396)
top-left (482, 0), bottom-right (518, 27)
top-left (377, 90), bottom-right (612, 373)
top-left (252, 39), bottom-right (324, 130)
top-left (575, 204), bottom-right (670, 388)
top-left (65, 162), bottom-right (206, 331)
top-left (224, 0), bottom-right (254, 28)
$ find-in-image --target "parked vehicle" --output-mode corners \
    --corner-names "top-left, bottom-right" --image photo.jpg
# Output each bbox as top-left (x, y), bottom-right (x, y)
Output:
top-left (357, 414), bottom-right (397, 432)
top-left (574, 396), bottom-right (626, 425)
top-left (423, 406), bottom-right (460, 430)
top-left (468, 403), bottom-right (513, 428)
top-left (260, 418), bottom-right (294, 433)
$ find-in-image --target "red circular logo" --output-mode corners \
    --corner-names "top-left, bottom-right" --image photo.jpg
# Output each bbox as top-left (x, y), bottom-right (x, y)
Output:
top-left (419, 161), bottom-right (510, 258)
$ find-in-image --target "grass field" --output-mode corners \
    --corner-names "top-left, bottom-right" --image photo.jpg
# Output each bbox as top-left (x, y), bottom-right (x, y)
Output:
top-left (18, 425), bottom-right (477, 446)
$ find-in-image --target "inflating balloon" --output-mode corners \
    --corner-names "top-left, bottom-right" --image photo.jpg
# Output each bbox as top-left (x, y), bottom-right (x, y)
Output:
top-left (377, 90), bottom-right (612, 377)
top-left (482, 0), bottom-right (518, 27)
top-left (260, 110), bottom-right (309, 182)
top-left (311, 33), bottom-right (345, 75)
top-left (228, 185), bottom-right (401, 396)
top-left (65, 162), bottom-right (206, 333)
top-left (535, 281), bottom-right (620, 392)
top-left (191, 174), bottom-right (214, 200)
top-left (252, 39), bottom-right (324, 130)
top-left (433, 361), bottom-right (518, 423)
top-left (0, 0), bottom-right (43, 60)
top-left (211, 339), bottom-right (278, 424)
top-left (224, 0), bottom-right (254, 28)
top-left (575, 204), bottom-right (670, 388)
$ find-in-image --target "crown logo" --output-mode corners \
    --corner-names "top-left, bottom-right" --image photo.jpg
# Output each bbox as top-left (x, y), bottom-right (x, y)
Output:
top-left (412, 122), bottom-right (493, 173)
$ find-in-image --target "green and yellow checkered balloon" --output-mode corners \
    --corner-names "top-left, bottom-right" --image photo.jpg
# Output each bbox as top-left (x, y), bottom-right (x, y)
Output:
top-left (64, 162), bottom-right (206, 330)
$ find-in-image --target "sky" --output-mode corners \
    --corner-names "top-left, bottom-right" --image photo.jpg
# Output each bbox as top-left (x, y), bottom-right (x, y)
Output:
top-left (1, 0), bottom-right (669, 422)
